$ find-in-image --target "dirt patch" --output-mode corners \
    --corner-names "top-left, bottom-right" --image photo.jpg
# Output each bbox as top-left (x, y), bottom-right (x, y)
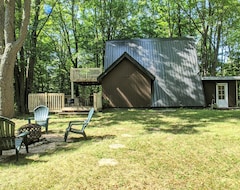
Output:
top-left (27, 133), bottom-right (65, 154)
top-left (0, 133), bottom-right (65, 162)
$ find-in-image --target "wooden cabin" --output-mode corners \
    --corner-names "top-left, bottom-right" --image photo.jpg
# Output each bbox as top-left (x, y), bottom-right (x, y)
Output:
top-left (98, 38), bottom-right (205, 108)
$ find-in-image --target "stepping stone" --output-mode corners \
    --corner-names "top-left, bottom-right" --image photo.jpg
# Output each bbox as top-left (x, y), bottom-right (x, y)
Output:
top-left (98, 158), bottom-right (118, 166)
top-left (109, 143), bottom-right (125, 149)
top-left (121, 134), bottom-right (133, 137)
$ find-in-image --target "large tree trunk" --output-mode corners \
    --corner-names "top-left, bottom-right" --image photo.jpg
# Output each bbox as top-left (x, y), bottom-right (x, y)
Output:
top-left (0, 45), bottom-right (17, 117)
top-left (0, 0), bottom-right (31, 118)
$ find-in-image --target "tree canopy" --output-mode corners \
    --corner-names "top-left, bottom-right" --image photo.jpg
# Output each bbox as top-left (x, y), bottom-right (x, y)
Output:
top-left (13, 0), bottom-right (240, 114)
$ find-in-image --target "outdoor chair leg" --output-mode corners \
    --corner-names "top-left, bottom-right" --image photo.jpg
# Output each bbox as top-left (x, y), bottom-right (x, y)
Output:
top-left (64, 131), bottom-right (69, 142)
top-left (16, 149), bottom-right (19, 161)
top-left (82, 131), bottom-right (87, 140)
top-left (25, 144), bottom-right (29, 153)
top-left (44, 124), bottom-right (48, 134)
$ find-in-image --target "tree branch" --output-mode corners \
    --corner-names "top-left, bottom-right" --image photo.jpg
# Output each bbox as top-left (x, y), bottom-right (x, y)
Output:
top-left (37, 1), bottom-right (57, 37)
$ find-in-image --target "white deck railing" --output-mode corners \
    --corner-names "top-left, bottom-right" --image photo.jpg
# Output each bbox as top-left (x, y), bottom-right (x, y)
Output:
top-left (28, 92), bottom-right (102, 112)
top-left (28, 93), bottom-right (65, 112)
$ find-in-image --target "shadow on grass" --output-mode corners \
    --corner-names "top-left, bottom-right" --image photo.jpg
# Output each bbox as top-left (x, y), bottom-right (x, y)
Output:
top-left (66, 134), bottom-right (116, 143)
top-left (147, 124), bottom-right (202, 134)
top-left (98, 108), bottom-right (239, 135)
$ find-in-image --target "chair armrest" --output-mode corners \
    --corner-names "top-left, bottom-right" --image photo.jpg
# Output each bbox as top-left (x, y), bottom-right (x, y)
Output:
top-left (67, 120), bottom-right (86, 129)
top-left (16, 131), bottom-right (30, 138)
top-left (69, 120), bottom-right (85, 125)
top-left (69, 120), bottom-right (86, 124)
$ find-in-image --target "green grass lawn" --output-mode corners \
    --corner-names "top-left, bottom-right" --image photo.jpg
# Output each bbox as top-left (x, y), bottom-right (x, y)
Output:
top-left (1, 109), bottom-right (240, 190)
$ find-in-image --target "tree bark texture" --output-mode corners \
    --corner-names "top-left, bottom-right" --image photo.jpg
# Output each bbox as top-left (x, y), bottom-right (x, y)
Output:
top-left (0, 0), bottom-right (31, 117)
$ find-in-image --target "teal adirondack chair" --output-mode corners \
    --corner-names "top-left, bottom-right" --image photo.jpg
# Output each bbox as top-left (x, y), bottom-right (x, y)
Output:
top-left (28, 105), bottom-right (49, 133)
top-left (64, 108), bottom-right (94, 142)
top-left (0, 116), bottom-right (29, 161)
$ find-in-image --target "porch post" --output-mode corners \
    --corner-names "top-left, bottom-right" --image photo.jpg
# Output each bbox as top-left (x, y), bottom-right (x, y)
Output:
top-left (71, 81), bottom-right (74, 99)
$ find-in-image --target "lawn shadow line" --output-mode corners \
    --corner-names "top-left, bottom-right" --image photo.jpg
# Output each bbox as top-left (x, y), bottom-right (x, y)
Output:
top-left (66, 134), bottom-right (116, 143)
top-left (145, 123), bottom-right (208, 135)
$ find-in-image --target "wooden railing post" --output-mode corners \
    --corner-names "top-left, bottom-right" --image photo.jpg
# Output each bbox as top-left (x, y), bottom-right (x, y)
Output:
top-left (45, 92), bottom-right (48, 106)
top-left (94, 92), bottom-right (102, 111)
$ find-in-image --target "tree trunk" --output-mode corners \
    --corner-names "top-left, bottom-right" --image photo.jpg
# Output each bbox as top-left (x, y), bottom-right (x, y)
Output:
top-left (211, 21), bottom-right (222, 76)
top-left (0, 45), bottom-right (17, 117)
top-left (0, 0), bottom-right (31, 118)
top-left (14, 47), bottom-right (26, 114)
top-left (26, 29), bottom-right (37, 105)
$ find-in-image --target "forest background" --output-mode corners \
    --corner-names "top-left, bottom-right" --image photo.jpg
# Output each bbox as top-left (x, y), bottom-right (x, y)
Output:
top-left (13, 0), bottom-right (240, 114)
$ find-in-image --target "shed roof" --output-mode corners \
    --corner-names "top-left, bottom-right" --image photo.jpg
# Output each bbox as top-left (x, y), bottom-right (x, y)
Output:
top-left (98, 52), bottom-right (155, 82)
top-left (202, 76), bottom-right (240, 81)
top-left (104, 37), bottom-right (205, 107)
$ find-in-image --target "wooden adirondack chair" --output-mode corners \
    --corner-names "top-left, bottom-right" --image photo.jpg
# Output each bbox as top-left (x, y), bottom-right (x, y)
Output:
top-left (28, 105), bottom-right (49, 133)
top-left (0, 116), bottom-right (29, 161)
top-left (64, 108), bottom-right (94, 142)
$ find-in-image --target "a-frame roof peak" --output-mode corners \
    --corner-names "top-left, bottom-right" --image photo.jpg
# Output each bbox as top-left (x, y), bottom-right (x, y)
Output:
top-left (98, 52), bottom-right (155, 82)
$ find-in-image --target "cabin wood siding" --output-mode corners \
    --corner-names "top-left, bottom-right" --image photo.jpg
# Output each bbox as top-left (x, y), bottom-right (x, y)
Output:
top-left (101, 58), bottom-right (152, 107)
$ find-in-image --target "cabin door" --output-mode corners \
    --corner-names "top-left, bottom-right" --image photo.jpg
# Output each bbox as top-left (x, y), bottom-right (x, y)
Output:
top-left (216, 83), bottom-right (228, 108)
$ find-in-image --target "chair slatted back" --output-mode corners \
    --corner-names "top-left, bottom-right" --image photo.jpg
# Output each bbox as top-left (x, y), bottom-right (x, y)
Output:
top-left (34, 105), bottom-right (49, 125)
top-left (83, 108), bottom-right (94, 129)
top-left (0, 116), bottom-right (15, 150)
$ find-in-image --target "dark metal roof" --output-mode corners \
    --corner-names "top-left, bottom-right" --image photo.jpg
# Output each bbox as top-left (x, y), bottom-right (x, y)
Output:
top-left (98, 52), bottom-right (155, 82)
top-left (104, 38), bottom-right (205, 107)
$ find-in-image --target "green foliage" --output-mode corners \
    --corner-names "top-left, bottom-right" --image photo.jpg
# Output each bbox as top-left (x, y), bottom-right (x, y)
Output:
top-left (15, 0), bottom-right (240, 100)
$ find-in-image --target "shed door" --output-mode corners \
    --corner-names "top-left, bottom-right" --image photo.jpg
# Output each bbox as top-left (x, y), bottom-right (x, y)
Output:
top-left (216, 83), bottom-right (228, 108)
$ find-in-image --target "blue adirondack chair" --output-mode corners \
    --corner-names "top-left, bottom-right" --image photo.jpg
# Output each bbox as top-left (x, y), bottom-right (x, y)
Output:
top-left (0, 116), bottom-right (29, 161)
top-left (64, 108), bottom-right (94, 142)
top-left (28, 105), bottom-right (50, 133)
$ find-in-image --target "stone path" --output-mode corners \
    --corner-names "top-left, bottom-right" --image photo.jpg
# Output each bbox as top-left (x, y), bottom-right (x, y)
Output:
top-left (98, 133), bottom-right (133, 166)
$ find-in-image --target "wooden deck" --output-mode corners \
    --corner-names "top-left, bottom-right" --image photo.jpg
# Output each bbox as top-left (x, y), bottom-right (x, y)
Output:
top-left (29, 92), bottom-right (102, 113)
